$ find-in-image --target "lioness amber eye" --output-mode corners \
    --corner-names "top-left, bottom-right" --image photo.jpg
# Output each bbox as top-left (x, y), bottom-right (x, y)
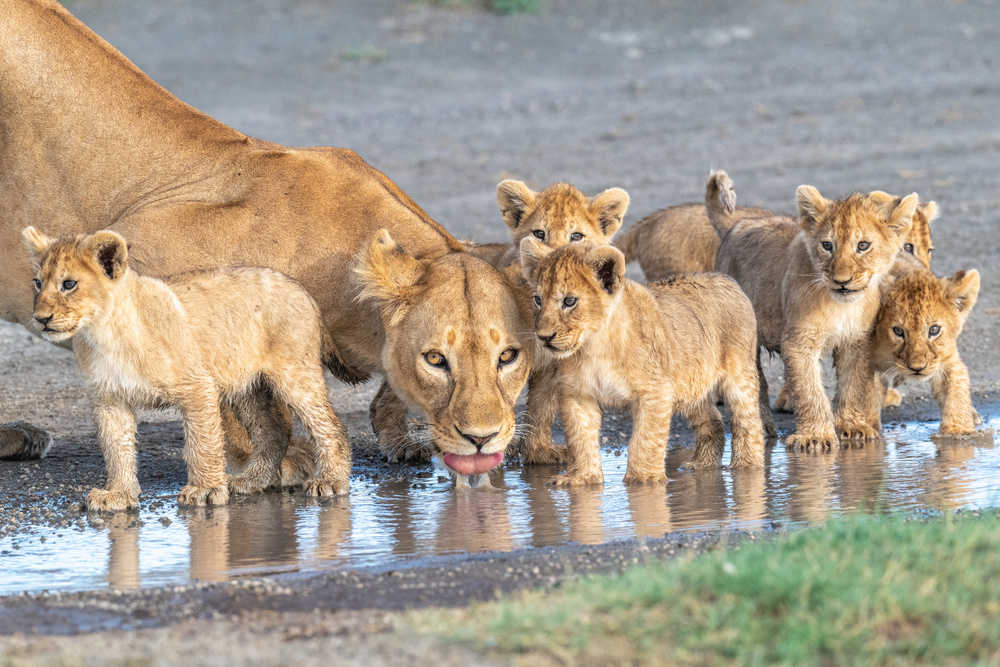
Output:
top-left (857, 241), bottom-right (871, 252)
top-left (423, 351), bottom-right (448, 369)
top-left (533, 295), bottom-right (542, 307)
top-left (498, 348), bottom-right (518, 366)
top-left (33, 279), bottom-right (41, 291)
top-left (821, 241), bottom-right (833, 252)
top-left (904, 243), bottom-right (914, 254)
top-left (532, 230), bottom-right (546, 241)
top-left (929, 325), bottom-right (941, 337)
top-left (892, 327), bottom-right (905, 338)
top-left (563, 297), bottom-right (577, 308)
top-left (570, 232), bottom-right (584, 241)
top-left (62, 280), bottom-right (77, 291)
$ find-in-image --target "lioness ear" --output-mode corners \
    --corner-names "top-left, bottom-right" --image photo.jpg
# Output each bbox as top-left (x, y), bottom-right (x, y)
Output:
top-left (21, 226), bottom-right (54, 257)
top-left (916, 200), bottom-right (940, 225)
top-left (87, 231), bottom-right (128, 280)
top-left (589, 187), bottom-right (630, 237)
top-left (886, 193), bottom-right (918, 237)
top-left (519, 236), bottom-right (551, 283)
top-left (942, 269), bottom-right (980, 321)
top-left (584, 246), bottom-right (626, 296)
top-left (355, 229), bottom-right (425, 325)
top-left (796, 185), bottom-right (828, 233)
top-left (497, 180), bottom-right (537, 230)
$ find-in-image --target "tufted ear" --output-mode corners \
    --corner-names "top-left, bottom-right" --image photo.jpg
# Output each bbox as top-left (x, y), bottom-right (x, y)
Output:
top-left (497, 180), bottom-right (537, 230)
top-left (589, 187), bottom-right (630, 237)
top-left (886, 193), bottom-right (918, 237)
top-left (796, 185), bottom-right (829, 233)
top-left (21, 226), bottom-right (55, 258)
top-left (519, 236), bottom-right (552, 283)
top-left (355, 229), bottom-right (426, 326)
top-left (584, 245), bottom-right (626, 296)
top-left (916, 200), bottom-right (940, 225)
top-left (86, 231), bottom-right (128, 280)
top-left (942, 269), bottom-right (980, 322)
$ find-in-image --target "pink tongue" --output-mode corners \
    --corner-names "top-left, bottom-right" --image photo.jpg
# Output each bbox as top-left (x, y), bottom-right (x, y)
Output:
top-left (443, 451), bottom-right (504, 476)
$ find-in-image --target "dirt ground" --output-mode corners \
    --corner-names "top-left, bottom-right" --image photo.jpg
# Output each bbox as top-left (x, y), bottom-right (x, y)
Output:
top-left (2, 0), bottom-right (1000, 662)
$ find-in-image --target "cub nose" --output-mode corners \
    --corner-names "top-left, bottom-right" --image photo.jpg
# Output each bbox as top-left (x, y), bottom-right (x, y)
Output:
top-left (456, 427), bottom-right (499, 451)
top-left (907, 362), bottom-right (928, 374)
top-left (34, 314), bottom-right (52, 327)
top-left (537, 332), bottom-right (556, 345)
top-left (832, 276), bottom-right (853, 287)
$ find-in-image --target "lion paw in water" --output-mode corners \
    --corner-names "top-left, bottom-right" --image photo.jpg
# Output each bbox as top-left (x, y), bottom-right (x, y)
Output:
top-left (178, 484), bottom-right (229, 507)
top-left (86, 488), bottom-right (139, 512)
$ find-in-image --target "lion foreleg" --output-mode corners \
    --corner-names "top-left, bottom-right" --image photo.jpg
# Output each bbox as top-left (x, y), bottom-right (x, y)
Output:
top-left (624, 394), bottom-right (672, 483)
top-left (933, 361), bottom-right (977, 435)
top-left (782, 337), bottom-right (838, 450)
top-left (832, 343), bottom-right (881, 441)
top-left (521, 363), bottom-right (568, 464)
top-left (551, 391), bottom-right (604, 486)
top-left (369, 379), bottom-right (430, 462)
top-left (88, 399), bottom-right (141, 512)
top-left (177, 382), bottom-right (229, 507)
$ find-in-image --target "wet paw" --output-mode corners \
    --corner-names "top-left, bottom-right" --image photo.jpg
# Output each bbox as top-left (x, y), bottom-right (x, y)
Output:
top-left (227, 474), bottom-right (265, 495)
top-left (623, 471), bottom-right (668, 484)
top-left (835, 421), bottom-right (880, 441)
top-left (549, 471), bottom-right (603, 486)
top-left (304, 479), bottom-right (350, 497)
top-left (86, 488), bottom-right (138, 512)
top-left (883, 387), bottom-right (902, 408)
top-left (938, 421), bottom-right (976, 436)
top-left (178, 484), bottom-right (229, 507)
top-left (785, 427), bottom-right (838, 450)
top-left (521, 442), bottom-right (569, 465)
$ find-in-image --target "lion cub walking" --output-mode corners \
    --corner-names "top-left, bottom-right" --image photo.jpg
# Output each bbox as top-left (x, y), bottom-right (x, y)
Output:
top-left (520, 239), bottom-right (767, 485)
top-left (23, 227), bottom-right (353, 511)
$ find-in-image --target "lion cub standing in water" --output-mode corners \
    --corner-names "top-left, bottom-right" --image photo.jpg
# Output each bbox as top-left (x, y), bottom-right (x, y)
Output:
top-left (23, 227), bottom-right (354, 511)
top-left (520, 239), bottom-right (767, 485)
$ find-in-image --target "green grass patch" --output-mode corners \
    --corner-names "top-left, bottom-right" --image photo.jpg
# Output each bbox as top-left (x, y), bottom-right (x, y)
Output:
top-left (410, 512), bottom-right (1000, 665)
top-left (431, 0), bottom-right (543, 15)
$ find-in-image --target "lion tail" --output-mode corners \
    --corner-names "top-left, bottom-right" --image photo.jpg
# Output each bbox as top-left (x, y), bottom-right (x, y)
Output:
top-left (320, 328), bottom-right (371, 386)
top-left (704, 169), bottom-right (739, 239)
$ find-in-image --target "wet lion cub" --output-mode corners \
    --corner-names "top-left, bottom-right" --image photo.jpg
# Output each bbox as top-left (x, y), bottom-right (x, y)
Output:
top-left (520, 239), bottom-right (768, 485)
top-left (23, 227), bottom-right (354, 511)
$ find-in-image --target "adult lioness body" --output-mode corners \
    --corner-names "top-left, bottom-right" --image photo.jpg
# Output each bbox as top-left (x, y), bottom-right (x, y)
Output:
top-left (0, 0), bottom-right (528, 464)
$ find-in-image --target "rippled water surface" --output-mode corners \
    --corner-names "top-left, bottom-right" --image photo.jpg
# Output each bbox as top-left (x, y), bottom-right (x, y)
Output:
top-left (3, 419), bottom-right (998, 595)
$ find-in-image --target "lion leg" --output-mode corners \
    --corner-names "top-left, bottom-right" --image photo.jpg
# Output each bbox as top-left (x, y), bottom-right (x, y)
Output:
top-left (177, 383), bottom-right (230, 507)
top-left (755, 348), bottom-right (778, 440)
top-left (832, 344), bottom-right (881, 442)
top-left (774, 381), bottom-right (795, 413)
top-left (550, 391), bottom-right (604, 486)
top-left (272, 368), bottom-right (351, 497)
top-left (883, 386), bottom-right (902, 408)
top-left (682, 399), bottom-right (726, 470)
top-left (721, 370), bottom-right (766, 468)
top-left (87, 400), bottom-right (141, 512)
top-left (624, 394), bottom-right (672, 483)
top-left (226, 384), bottom-right (293, 495)
top-left (933, 361), bottom-right (977, 435)
top-left (0, 421), bottom-right (53, 460)
top-left (521, 363), bottom-right (568, 464)
top-left (369, 379), bottom-right (430, 462)
top-left (782, 338), bottom-right (838, 450)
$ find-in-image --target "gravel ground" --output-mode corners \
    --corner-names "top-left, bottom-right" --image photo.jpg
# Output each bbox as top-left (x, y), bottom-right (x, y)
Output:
top-left (2, 0), bottom-right (1000, 661)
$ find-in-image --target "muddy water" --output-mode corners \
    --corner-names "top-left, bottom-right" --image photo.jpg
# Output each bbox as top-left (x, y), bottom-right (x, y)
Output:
top-left (2, 419), bottom-right (997, 596)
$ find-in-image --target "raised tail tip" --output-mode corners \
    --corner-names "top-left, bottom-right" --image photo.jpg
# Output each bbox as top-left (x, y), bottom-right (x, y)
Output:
top-left (706, 169), bottom-right (736, 214)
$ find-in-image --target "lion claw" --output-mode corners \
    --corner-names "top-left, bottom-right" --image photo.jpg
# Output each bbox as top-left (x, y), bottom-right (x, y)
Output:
top-left (304, 479), bottom-right (349, 497)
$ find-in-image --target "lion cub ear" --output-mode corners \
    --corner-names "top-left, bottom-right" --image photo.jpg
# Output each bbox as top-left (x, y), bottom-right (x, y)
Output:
top-left (886, 193), bottom-right (918, 237)
top-left (584, 246), bottom-right (626, 296)
top-left (916, 200), bottom-right (940, 225)
top-left (589, 187), bottom-right (630, 237)
top-left (796, 185), bottom-right (829, 233)
top-left (497, 180), bottom-right (537, 230)
top-left (355, 229), bottom-right (426, 325)
top-left (86, 231), bottom-right (128, 280)
top-left (519, 236), bottom-right (551, 283)
top-left (942, 269), bottom-right (980, 322)
top-left (22, 226), bottom-right (55, 257)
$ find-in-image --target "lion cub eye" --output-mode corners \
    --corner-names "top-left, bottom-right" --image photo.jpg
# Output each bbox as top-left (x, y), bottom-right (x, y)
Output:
top-left (498, 348), bottom-right (519, 366)
top-left (33, 279), bottom-right (41, 292)
top-left (570, 232), bottom-right (584, 242)
top-left (821, 241), bottom-right (833, 252)
top-left (903, 243), bottom-right (914, 254)
top-left (928, 325), bottom-right (941, 337)
top-left (62, 280), bottom-right (77, 291)
top-left (857, 241), bottom-right (871, 252)
top-left (533, 295), bottom-right (542, 307)
top-left (562, 297), bottom-right (577, 308)
top-left (892, 326), bottom-right (905, 338)
top-left (423, 351), bottom-right (449, 369)
top-left (532, 230), bottom-right (546, 241)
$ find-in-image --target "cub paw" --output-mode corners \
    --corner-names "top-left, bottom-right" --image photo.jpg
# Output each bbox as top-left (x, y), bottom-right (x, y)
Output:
top-left (774, 386), bottom-right (795, 413)
top-left (785, 426), bottom-right (838, 450)
top-left (835, 421), bottom-right (881, 441)
top-left (623, 471), bottom-right (668, 484)
top-left (883, 387), bottom-right (902, 408)
top-left (521, 441), bottom-right (569, 465)
top-left (938, 421), bottom-right (976, 436)
top-left (304, 479), bottom-right (350, 497)
top-left (549, 471), bottom-right (603, 486)
top-left (178, 484), bottom-right (230, 507)
top-left (86, 488), bottom-right (138, 512)
top-left (227, 474), bottom-right (265, 495)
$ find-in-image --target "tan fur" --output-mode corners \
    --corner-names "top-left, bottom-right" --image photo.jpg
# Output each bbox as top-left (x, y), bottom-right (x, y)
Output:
top-left (355, 230), bottom-right (533, 473)
top-left (0, 1), bottom-right (538, 470)
top-left (871, 267), bottom-right (980, 434)
top-left (24, 227), bottom-right (354, 511)
top-left (713, 171), bottom-right (918, 448)
top-left (521, 240), bottom-right (768, 485)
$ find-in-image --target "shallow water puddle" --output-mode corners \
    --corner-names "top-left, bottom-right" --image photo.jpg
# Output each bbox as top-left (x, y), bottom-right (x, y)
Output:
top-left (2, 419), bottom-right (997, 595)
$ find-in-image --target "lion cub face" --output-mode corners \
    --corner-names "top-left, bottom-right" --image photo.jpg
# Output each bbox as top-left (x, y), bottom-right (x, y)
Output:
top-left (873, 268), bottom-right (979, 380)
top-left (520, 239), bottom-right (626, 359)
top-left (497, 180), bottom-right (629, 250)
top-left (797, 187), bottom-right (918, 303)
top-left (22, 227), bottom-right (126, 343)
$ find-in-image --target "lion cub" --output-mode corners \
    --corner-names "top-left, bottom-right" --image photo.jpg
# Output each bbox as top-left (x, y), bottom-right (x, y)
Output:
top-left (23, 227), bottom-right (354, 511)
top-left (712, 172), bottom-right (919, 448)
top-left (520, 239), bottom-right (767, 485)
top-left (872, 266), bottom-right (981, 434)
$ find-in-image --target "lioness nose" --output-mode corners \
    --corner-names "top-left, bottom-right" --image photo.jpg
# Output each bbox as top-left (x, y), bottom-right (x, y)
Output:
top-left (456, 428), bottom-right (498, 450)
top-left (35, 314), bottom-right (52, 326)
